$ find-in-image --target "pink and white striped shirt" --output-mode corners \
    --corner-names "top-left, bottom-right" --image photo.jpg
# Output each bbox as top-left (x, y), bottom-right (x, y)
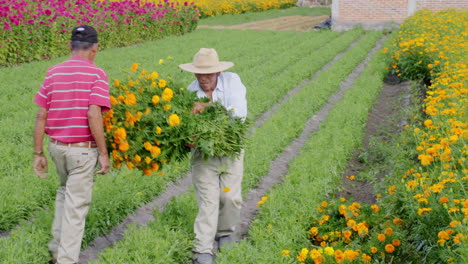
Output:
top-left (34, 56), bottom-right (110, 143)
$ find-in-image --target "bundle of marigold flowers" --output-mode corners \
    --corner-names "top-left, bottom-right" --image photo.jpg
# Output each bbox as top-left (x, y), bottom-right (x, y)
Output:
top-left (103, 62), bottom-right (248, 175)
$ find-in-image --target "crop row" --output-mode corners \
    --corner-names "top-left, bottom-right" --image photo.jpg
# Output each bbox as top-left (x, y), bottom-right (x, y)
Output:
top-left (0, 28), bottom-right (348, 263)
top-left (88, 30), bottom-right (382, 263)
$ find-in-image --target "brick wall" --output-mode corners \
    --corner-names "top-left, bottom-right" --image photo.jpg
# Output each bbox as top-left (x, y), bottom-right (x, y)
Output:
top-left (416, 0), bottom-right (468, 12)
top-left (338, 0), bottom-right (408, 22)
top-left (332, 0), bottom-right (467, 31)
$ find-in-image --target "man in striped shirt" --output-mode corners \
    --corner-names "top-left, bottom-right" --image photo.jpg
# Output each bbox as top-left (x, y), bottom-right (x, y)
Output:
top-left (33, 25), bottom-right (110, 264)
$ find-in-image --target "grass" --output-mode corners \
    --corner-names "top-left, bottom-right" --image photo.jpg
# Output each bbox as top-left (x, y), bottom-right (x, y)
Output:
top-left (198, 7), bottom-right (330, 26)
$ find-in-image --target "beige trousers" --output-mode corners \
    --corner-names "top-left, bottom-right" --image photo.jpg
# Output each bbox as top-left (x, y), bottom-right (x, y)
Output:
top-left (47, 142), bottom-right (98, 264)
top-left (191, 150), bottom-right (244, 255)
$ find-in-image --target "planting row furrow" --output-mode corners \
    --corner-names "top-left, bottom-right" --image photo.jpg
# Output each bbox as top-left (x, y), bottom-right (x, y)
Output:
top-left (87, 31), bottom-right (381, 264)
top-left (215, 35), bottom-right (390, 264)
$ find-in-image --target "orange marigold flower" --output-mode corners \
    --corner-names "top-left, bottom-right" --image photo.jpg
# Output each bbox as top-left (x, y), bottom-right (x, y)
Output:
top-left (378, 234), bottom-right (386, 242)
top-left (438, 231), bottom-right (450, 240)
top-left (110, 96), bottom-right (118, 106)
top-left (385, 244), bottom-right (395, 253)
top-left (130, 63), bottom-right (139, 73)
top-left (113, 79), bottom-right (120, 87)
top-left (418, 208), bottom-right (433, 215)
top-left (334, 249), bottom-right (344, 263)
top-left (151, 162), bottom-right (159, 172)
top-left (150, 146), bottom-right (161, 157)
top-left (439, 196), bottom-right (449, 203)
top-left (119, 141), bottom-right (129, 152)
top-left (370, 247), bottom-right (378, 254)
top-left (143, 168), bottom-right (152, 176)
top-left (449, 220), bottom-right (461, 227)
top-left (385, 228), bottom-right (393, 236)
top-left (371, 204), bottom-right (380, 213)
top-left (388, 185), bottom-right (396, 194)
top-left (392, 239), bottom-right (401, 246)
top-left (124, 93), bottom-right (137, 105)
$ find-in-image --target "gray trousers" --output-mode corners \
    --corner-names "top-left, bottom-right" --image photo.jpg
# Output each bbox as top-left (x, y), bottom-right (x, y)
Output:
top-left (47, 142), bottom-right (98, 264)
top-left (191, 151), bottom-right (244, 254)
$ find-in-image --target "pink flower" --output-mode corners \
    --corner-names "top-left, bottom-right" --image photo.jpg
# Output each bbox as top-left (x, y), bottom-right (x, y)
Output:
top-left (3, 21), bottom-right (11, 30)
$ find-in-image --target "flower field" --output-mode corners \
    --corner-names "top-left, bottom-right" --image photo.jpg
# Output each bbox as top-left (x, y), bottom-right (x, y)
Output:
top-left (0, 5), bottom-right (466, 264)
top-left (185, 0), bottom-right (296, 18)
top-left (0, 0), bottom-right (198, 66)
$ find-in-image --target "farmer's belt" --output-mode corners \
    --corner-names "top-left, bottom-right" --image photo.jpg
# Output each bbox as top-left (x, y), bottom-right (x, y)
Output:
top-left (51, 139), bottom-right (97, 148)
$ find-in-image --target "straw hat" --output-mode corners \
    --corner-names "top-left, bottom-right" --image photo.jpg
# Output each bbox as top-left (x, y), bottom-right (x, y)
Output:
top-left (179, 48), bottom-right (234, 74)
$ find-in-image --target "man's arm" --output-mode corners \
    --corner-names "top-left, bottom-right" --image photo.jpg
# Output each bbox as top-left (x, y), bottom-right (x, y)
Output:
top-left (88, 104), bottom-right (110, 174)
top-left (33, 107), bottom-right (48, 178)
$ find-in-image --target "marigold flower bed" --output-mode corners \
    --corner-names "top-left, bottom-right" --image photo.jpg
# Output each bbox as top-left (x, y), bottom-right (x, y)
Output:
top-left (287, 9), bottom-right (467, 264)
top-left (0, 0), bottom-right (198, 66)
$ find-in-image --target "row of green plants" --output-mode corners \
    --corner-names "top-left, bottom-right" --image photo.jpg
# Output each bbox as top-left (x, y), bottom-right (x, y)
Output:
top-left (0, 0), bottom-right (199, 66)
top-left (0, 28), bottom-right (348, 263)
top-left (215, 33), bottom-right (393, 264)
top-left (88, 30), bottom-right (382, 263)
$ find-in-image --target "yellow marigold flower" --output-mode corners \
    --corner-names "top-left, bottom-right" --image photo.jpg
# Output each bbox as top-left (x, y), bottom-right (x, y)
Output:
top-left (297, 248), bottom-right (308, 262)
top-left (388, 185), bottom-right (396, 194)
top-left (156, 126), bottom-right (162, 135)
top-left (113, 79), bottom-right (120, 87)
top-left (130, 63), bottom-right (139, 73)
top-left (128, 80), bottom-right (134, 87)
top-left (144, 141), bottom-right (152, 151)
top-left (361, 253), bottom-right (372, 263)
top-left (152, 95), bottom-right (160, 105)
top-left (281, 250), bottom-right (290, 257)
top-left (418, 198), bottom-right (429, 204)
top-left (144, 108), bottom-right (151, 115)
top-left (449, 220), bottom-right (461, 227)
top-left (371, 204), bottom-right (380, 213)
top-left (340, 197), bottom-right (346, 202)
top-left (133, 154), bottom-right (141, 164)
top-left (453, 234), bottom-right (464, 245)
top-left (150, 146), bottom-right (161, 157)
top-left (385, 244), bottom-right (395, 253)
top-left (150, 71), bottom-right (159, 80)
top-left (222, 187), bottom-right (230, 193)
top-left (424, 119), bottom-right (433, 127)
top-left (162, 88), bottom-right (173, 101)
top-left (163, 104), bottom-right (171, 111)
top-left (417, 208), bottom-right (433, 215)
top-left (159, 79), bottom-right (167, 88)
top-left (321, 201), bottom-right (328, 207)
top-left (309, 226), bottom-right (319, 236)
top-left (159, 59), bottom-right (164, 65)
top-left (310, 249), bottom-right (322, 260)
top-left (370, 247), bottom-right (378, 254)
top-left (151, 81), bottom-right (157, 88)
top-left (168, 113), bottom-right (180, 127)
top-left (357, 222), bottom-right (369, 235)
top-left (324, 247), bottom-right (334, 255)
top-left (145, 156), bottom-right (151, 164)
top-left (378, 234), bottom-right (386, 242)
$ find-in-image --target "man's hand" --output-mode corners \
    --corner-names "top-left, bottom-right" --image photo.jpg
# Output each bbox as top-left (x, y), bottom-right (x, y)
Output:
top-left (191, 102), bottom-right (210, 114)
top-left (33, 155), bottom-right (48, 178)
top-left (96, 153), bottom-right (110, 174)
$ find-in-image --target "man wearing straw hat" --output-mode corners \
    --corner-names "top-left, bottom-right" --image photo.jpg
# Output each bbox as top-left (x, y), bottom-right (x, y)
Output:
top-left (179, 48), bottom-right (247, 264)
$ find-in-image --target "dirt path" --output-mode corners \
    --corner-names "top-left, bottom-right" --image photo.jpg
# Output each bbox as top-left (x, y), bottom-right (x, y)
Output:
top-left (78, 35), bottom-right (389, 263)
top-left (198, 15), bottom-right (329, 32)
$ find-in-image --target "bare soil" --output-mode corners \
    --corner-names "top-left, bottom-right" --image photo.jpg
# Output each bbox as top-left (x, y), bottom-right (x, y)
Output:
top-left (198, 15), bottom-right (330, 32)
